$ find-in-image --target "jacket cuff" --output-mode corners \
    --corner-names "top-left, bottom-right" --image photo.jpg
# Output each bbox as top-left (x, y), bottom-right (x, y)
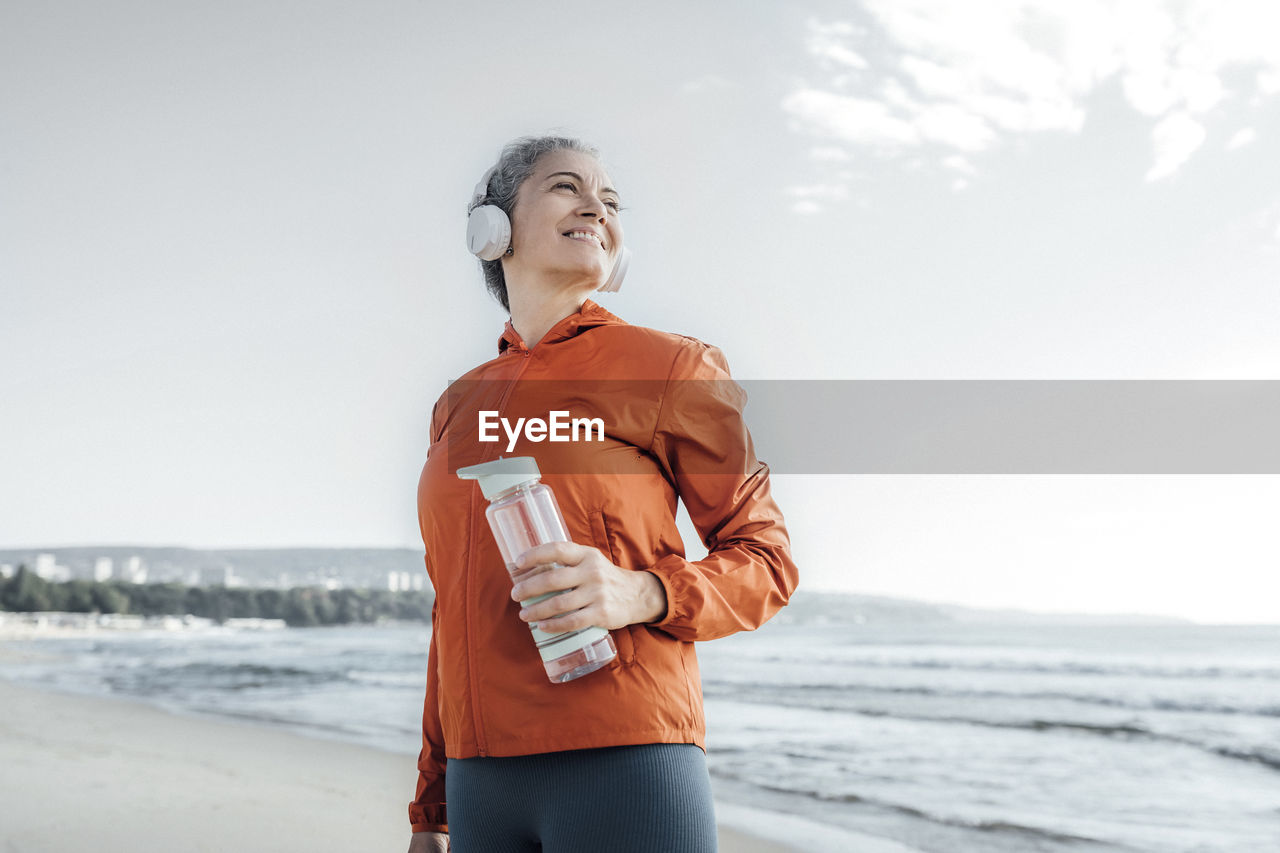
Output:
top-left (644, 554), bottom-right (692, 635)
top-left (408, 803), bottom-right (448, 834)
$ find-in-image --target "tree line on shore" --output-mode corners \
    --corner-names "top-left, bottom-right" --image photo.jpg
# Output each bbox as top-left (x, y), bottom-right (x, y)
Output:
top-left (0, 565), bottom-right (432, 627)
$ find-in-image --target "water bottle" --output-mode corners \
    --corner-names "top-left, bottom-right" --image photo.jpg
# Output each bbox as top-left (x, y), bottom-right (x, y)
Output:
top-left (457, 456), bottom-right (617, 683)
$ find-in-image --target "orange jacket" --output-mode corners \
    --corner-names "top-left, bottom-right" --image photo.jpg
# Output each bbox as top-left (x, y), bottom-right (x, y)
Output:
top-left (409, 299), bottom-right (799, 833)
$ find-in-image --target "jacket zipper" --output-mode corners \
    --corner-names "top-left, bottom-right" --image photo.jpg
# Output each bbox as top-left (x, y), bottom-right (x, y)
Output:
top-left (468, 345), bottom-right (533, 756)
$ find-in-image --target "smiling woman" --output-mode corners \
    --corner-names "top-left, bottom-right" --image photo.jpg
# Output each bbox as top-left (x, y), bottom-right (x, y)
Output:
top-left (407, 135), bottom-right (799, 853)
top-left (500, 149), bottom-right (627, 335)
top-left (464, 137), bottom-right (629, 316)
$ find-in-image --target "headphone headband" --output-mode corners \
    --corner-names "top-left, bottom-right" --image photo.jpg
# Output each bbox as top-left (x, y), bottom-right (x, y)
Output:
top-left (471, 165), bottom-right (497, 209)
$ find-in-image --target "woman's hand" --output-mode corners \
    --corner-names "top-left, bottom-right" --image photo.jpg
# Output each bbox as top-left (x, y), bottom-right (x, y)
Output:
top-left (408, 830), bottom-right (449, 852)
top-left (510, 542), bottom-right (667, 633)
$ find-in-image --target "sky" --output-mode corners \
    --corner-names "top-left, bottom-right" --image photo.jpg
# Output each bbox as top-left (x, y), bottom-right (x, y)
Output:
top-left (3, 0), bottom-right (1279, 623)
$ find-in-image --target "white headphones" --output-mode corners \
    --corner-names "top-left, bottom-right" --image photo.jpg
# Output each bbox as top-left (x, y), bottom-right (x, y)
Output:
top-left (466, 165), bottom-right (631, 293)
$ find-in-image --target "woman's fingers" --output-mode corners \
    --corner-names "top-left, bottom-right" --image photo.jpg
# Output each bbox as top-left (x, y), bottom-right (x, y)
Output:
top-left (510, 544), bottom-right (601, 602)
top-left (513, 541), bottom-right (590, 572)
top-left (518, 585), bottom-right (587, 617)
top-left (508, 542), bottom-right (653, 631)
top-left (511, 562), bottom-right (578, 604)
top-left (521, 591), bottom-right (596, 633)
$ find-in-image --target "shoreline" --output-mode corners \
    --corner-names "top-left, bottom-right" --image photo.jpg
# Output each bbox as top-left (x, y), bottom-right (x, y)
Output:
top-left (0, 643), bottom-right (804, 853)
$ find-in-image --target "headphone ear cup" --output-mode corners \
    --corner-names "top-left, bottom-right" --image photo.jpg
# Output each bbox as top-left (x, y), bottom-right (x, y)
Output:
top-left (597, 245), bottom-right (631, 293)
top-left (467, 205), bottom-right (511, 261)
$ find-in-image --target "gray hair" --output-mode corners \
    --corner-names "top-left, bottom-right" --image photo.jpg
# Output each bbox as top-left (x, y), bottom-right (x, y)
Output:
top-left (469, 135), bottom-right (600, 312)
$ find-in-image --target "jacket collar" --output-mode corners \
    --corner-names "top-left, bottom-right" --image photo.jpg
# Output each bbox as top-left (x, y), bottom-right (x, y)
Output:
top-left (497, 298), bottom-right (627, 354)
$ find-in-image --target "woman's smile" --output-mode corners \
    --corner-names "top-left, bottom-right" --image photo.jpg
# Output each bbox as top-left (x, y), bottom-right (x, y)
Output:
top-left (563, 228), bottom-right (605, 250)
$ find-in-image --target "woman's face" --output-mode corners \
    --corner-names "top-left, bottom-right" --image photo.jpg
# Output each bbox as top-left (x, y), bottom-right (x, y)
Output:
top-left (503, 149), bottom-right (624, 293)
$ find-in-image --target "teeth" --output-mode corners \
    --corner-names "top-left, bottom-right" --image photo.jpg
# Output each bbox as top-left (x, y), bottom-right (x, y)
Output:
top-left (566, 231), bottom-right (603, 248)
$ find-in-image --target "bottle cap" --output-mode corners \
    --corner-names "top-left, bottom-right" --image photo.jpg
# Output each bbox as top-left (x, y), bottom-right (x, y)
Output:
top-left (456, 456), bottom-right (541, 500)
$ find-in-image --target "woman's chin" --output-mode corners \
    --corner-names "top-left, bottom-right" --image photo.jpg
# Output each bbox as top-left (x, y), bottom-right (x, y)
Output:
top-left (548, 266), bottom-right (607, 292)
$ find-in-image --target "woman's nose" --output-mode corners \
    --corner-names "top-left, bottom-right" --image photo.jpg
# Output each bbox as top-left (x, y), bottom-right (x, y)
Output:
top-left (577, 193), bottom-right (606, 220)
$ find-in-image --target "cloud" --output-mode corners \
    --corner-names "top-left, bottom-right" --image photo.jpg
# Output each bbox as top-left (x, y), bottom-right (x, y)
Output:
top-left (1226, 127), bottom-right (1256, 150)
top-left (1259, 68), bottom-right (1280, 97)
top-left (782, 89), bottom-right (919, 149)
top-left (941, 154), bottom-right (976, 175)
top-left (898, 55), bottom-right (968, 100)
top-left (914, 102), bottom-right (996, 151)
top-left (805, 17), bottom-right (870, 70)
top-left (1145, 112), bottom-right (1206, 181)
top-left (783, 1), bottom-right (1280, 189)
top-left (785, 181), bottom-right (851, 215)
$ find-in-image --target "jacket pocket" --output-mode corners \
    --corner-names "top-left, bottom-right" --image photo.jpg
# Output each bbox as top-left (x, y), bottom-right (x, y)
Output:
top-left (589, 509), bottom-right (636, 666)
top-left (587, 509), bottom-right (618, 564)
top-left (610, 624), bottom-right (636, 665)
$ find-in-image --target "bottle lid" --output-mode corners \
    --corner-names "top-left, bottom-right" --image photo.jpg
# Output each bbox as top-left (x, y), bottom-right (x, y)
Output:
top-left (456, 456), bottom-right (541, 500)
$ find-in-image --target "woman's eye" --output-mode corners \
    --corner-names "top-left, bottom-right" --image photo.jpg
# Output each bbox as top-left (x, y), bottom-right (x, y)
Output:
top-left (605, 200), bottom-right (623, 212)
top-left (554, 182), bottom-right (576, 191)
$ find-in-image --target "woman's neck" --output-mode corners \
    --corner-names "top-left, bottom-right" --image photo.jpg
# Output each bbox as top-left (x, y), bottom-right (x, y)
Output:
top-left (506, 282), bottom-right (594, 349)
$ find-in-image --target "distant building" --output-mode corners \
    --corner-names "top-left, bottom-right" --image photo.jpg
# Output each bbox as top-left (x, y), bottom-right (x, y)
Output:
top-left (34, 553), bottom-right (71, 583)
top-left (123, 556), bottom-right (147, 584)
top-left (93, 557), bottom-right (114, 582)
top-left (388, 570), bottom-right (415, 592)
top-left (0, 563), bottom-right (13, 579)
top-left (198, 565), bottom-right (238, 587)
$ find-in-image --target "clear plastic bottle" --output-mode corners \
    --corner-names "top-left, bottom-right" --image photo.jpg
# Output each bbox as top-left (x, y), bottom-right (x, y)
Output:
top-left (457, 456), bottom-right (617, 683)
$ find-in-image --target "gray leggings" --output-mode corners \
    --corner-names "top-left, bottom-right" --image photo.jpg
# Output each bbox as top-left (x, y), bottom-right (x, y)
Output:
top-left (444, 743), bottom-right (718, 852)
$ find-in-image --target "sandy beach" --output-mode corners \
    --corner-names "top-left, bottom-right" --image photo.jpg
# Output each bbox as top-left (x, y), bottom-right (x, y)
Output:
top-left (0, 643), bottom-right (801, 853)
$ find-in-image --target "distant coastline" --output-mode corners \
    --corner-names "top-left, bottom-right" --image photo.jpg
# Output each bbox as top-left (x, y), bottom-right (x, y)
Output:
top-left (777, 590), bottom-right (1193, 626)
top-left (0, 544), bottom-right (1201, 627)
top-left (0, 545), bottom-right (424, 591)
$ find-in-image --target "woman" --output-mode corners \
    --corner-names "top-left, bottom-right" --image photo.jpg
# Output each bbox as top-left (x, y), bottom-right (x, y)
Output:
top-left (407, 135), bottom-right (798, 853)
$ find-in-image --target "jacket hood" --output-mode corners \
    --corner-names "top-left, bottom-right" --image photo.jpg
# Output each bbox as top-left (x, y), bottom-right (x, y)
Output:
top-left (497, 298), bottom-right (628, 355)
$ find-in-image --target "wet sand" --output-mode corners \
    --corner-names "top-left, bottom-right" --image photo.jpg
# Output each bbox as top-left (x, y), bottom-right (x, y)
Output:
top-left (0, 644), bottom-right (802, 853)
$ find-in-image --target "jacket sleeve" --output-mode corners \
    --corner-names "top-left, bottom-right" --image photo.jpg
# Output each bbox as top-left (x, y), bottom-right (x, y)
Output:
top-left (644, 339), bottom-right (799, 642)
top-left (408, 596), bottom-right (449, 833)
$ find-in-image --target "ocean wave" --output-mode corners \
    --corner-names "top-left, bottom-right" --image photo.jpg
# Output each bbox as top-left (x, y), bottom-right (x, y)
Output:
top-left (901, 718), bottom-right (1280, 773)
top-left (1208, 743), bottom-right (1280, 772)
top-left (714, 652), bottom-right (1280, 681)
top-left (723, 777), bottom-right (1119, 850)
top-left (345, 669), bottom-right (423, 688)
top-left (104, 661), bottom-right (342, 693)
top-left (710, 695), bottom-right (1280, 774)
top-left (704, 679), bottom-right (1280, 718)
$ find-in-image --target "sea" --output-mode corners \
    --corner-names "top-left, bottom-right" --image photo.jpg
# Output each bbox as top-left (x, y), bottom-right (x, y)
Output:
top-left (2, 618), bottom-right (1279, 852)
